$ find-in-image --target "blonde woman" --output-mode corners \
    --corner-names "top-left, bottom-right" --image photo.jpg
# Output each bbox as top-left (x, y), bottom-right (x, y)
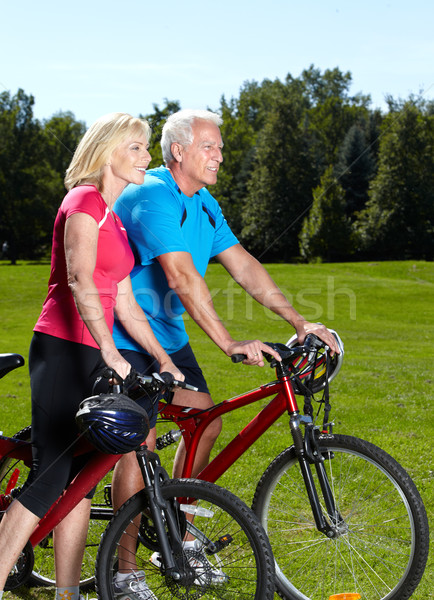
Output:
top-left (0, 113), bottom-right (180, 600)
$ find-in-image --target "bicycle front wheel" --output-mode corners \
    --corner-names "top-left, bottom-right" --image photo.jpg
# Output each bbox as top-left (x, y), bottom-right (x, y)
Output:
top-left (96, 478), bottom-right (275, 599)
top-left (252, 433), bottom-right (429, 600)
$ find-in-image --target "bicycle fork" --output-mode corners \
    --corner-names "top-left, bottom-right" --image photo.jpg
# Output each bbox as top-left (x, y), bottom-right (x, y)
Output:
top-left (135, 447), bottom-right (231, 586)
top-left (135, 447), bottom-right (186, 581)
top-left (289, 414), bottom-right (344, 538)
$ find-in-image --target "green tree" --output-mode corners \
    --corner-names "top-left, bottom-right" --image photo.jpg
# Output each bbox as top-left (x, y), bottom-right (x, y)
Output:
top-left (213, 79), bottom-right (292, 236)
top-left (42, 112), bottom-right (86, 182)
top-left (216, 67), bottom-right (373, 258)
top-left (336, 123), bottom-right (376, 219)
top-left (354, 100), bottom-right (434, 259)
top-left (300, 65), bottom-right (372, 168)
top-left (214, 94), bottom-right (257, 235)
top-left (299, 166), bottom-right (353, 262)
top-left (241, 87), bottom-right (316, 261)
top-left (0, 89), bottom-right (58, 261)
top-left (142, 100), bottom-right (181, 168)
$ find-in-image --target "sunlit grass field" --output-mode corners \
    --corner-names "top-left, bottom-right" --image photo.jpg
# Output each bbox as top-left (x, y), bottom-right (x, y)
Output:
top-left (0, 259), bottom-right (432, 599)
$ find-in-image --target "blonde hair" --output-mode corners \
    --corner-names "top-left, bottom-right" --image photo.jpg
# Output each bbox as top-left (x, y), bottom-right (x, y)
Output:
top-left (64, 112), bottom-right (151, 191)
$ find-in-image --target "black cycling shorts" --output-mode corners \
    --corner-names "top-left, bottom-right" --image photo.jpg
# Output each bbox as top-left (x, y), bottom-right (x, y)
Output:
top-left (119, 343), bottom-right (209, 427)
top-left (18, 332), bottom-right (106, 518)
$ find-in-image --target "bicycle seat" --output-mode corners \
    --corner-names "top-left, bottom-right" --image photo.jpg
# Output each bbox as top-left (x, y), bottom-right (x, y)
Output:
top-left (0, 353), bottom-right (25, 380)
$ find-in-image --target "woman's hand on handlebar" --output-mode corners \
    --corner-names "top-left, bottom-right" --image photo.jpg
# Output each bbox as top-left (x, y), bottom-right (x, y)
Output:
top-left (226, 340), bottom-right (282, 367)
top-left (100, 347), bottom-right (132, 382)
top-left (294, 321), bottom-right (341, 355)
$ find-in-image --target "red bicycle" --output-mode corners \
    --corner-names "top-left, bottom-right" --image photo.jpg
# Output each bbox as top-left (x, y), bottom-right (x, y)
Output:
top-left (2, 329), bottom-right (430, 600)
top-left (147, 331), bottom-right (429, 600)
top-left (0, 353), bottom-right (275, 599)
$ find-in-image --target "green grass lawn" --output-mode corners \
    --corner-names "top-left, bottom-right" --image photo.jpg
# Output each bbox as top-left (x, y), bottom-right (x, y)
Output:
top-left (0, 259), bottom-right (432, 599)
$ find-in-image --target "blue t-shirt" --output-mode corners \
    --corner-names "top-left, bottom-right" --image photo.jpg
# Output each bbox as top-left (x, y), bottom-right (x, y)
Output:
top-left (113, 166), bottom-right (238, 354)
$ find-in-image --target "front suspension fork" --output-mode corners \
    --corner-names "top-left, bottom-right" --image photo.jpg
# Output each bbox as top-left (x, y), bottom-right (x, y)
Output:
top-left (136, 447), bottom-right (185, 580)
top-left (290, 414), bottom-right (341, 538)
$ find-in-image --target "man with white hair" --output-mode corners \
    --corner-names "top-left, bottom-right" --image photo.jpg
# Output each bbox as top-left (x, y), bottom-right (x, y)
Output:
top-left (110, 109), bottom-right (340, 586)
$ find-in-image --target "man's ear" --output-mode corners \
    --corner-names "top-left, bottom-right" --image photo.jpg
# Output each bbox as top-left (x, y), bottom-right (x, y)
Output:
top-left (171, 142), bottom-right (183, 163)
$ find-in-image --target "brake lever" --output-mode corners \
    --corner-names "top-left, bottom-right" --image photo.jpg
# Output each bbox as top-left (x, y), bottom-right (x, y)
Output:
top-left (102, 367), bottom-right (125, 394)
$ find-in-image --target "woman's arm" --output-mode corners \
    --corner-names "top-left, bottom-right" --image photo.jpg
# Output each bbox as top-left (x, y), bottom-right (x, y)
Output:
top-left (65, 212), bottom-right (183, 380)
top-left (65, 212), bottom-right (132, 379)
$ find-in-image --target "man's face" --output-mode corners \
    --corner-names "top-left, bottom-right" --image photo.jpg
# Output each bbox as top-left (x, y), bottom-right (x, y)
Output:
top-left (179, 120), bottom-right (223, 193)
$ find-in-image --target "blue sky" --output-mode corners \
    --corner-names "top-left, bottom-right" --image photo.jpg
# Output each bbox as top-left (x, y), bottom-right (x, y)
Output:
top-left (1, 0), bottom-right (433, 126)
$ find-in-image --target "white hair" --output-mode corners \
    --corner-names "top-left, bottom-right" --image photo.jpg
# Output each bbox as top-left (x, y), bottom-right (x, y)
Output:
top-left (161, 109), bottom-right (223, 165)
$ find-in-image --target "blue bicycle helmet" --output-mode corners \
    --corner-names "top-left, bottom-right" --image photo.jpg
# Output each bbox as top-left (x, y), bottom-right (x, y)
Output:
top-left (76, 394), bottom-right (150, 454)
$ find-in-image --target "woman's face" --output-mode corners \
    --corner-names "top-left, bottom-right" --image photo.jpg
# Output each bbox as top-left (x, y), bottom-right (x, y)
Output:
top-left (108, 134), bottom-right (151, 187)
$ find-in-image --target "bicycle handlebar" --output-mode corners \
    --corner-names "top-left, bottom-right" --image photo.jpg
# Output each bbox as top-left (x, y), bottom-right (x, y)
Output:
top-left (106, 368), bottom-right (198, 398)
top-left (230, 334), bottom-right (325, 365)
top-left (147, 372), bottom-right (198, 392)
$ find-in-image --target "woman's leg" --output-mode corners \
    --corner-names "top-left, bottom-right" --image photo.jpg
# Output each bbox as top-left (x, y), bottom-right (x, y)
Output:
top-left (24, 334), bottom-right (106, 588)
top-left (0, 500), bottom-right (40, 587)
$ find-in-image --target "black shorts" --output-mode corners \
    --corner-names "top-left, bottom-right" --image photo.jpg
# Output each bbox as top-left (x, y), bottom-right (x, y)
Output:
top-left (19, 332), bottom-right (106, 518)
top-left (119, 343), bottom-right (209, 427)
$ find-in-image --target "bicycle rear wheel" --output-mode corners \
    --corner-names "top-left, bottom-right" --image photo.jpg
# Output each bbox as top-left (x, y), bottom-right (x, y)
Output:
top-left (252, 433), bottom-right (429, 600)
top-left (96, 478), bottom-right (275, 599)
top-left (0, 427), bottom-right (112, 590)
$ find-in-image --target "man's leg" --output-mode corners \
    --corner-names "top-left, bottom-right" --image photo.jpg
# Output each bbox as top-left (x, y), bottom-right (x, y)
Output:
top-left (53, 497), bottom-right (92, 586)
top-left (171, 388), bottom-right (221, 478)
top-left (112, 344), bottom-right (220, 572)
top-left (111, 428), bottom-right (156, 572)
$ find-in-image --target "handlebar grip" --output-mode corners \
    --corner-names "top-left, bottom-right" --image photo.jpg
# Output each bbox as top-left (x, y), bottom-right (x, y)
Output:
top-left (153, 372), bottom-right (198, 392)
top-left (175, 380), bottom-right (199, 392)
top-left (231, 354), bottom-right (247, 363)
top-left (304, 333), bottom-right (323, 351)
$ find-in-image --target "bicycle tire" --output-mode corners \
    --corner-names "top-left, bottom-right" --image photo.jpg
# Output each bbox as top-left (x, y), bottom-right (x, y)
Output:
top-left (96, 478), bottom-right (275, 599)
top-left (0, 426), bottom-right (113, 590)
top-left (252, 433), bottom-right (429, 600)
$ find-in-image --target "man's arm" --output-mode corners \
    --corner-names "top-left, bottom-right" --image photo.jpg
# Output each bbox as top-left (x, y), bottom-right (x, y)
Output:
top-left (216, 244), bottom-right (341, 354)
top-left (115, 276), bottom-right (184, 379)
top-left (157, 250), bottom-right (281, 366)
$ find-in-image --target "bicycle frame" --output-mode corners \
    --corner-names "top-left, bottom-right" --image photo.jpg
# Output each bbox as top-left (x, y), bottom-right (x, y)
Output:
top-left (157, 374), bottom-right (296, 483)
top-left (0, 434), bottom-right (121, 548)
top-left (157, 368), bottom-right (340, 537)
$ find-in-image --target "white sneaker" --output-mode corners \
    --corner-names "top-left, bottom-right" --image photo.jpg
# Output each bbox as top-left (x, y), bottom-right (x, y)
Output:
top-left (113, 570), bottom-right (157, 600)
top-left (150, 540), bottom-right (228, 586)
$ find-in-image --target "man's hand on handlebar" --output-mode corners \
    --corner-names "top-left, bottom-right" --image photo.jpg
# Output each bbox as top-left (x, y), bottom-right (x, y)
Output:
top-left (158, 358), bottom-right (184, 384)
top-left (226, 340), bottom-right (282, 367)
top-left (152, 371), bottom-right (198, 392)
top-left (294, 321), bottom-right (341, 355)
